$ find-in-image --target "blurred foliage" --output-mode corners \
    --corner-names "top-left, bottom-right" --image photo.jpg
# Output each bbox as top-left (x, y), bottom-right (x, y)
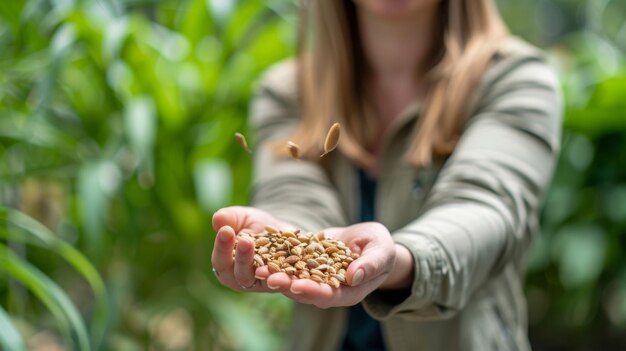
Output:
top-left (0, 0), bottom-right (295, 349)
top-left (0, 0), bottom-right (624, 350)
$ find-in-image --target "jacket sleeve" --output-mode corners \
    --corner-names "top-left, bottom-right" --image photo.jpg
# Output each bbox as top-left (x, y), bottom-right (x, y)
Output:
top-left (249, 62), bottom-right (349, 232)
top-left (362, 53), bottom-right (563, 320)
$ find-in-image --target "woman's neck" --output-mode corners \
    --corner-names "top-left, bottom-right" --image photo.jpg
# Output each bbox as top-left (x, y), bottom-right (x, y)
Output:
top-left (357, 5), bottom-right (441, 80)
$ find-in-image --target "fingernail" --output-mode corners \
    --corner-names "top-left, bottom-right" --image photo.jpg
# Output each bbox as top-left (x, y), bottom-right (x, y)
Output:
top-left (290, 288), bottom-right (302, 295)
top-left (351, 269), bottom-right (364, 286)
top-left (219, 231), bottom-right (230, 243)
top-left (267, 282), bottom-right (279, 290)
top-left (237, 243), bottom-right (251, 253)
top-left (255, 274), bottom-right (265, 280)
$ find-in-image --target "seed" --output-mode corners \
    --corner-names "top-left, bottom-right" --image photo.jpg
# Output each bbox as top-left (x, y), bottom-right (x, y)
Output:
top-left (332, 274), bottom-right (346, 284)
top-left (287, 141), bottom-right (300, 159)
top-left (255, 237), bottom-right (270, 246)
top-left (268, 262), bottom-right (281, 273)
top-left (315, 231), bottom-right (325, 241)
top-left (320, 122), bottom-right (340, 157)
top-left (284, 267), bottom-right (297, 275)
top-left (253, 255), bottom-right (264, 267)
top-left (294, 261), bottom-right (307, 270)
top-left (285, 255), bottom-right (300, 264)
top-left (299, 271), bottom-right (310, 279)
top-left (281, 231), bottom-right (296, 238)
top-left (265, 225), bottom-right (278, 234)
top-left (310, 275), bottom-right (324, 283)
top-left (306, 259), bottom-right (319, 268)
top-left (315, 257), bottom-right (328, 265)
top-left (287, 237), bottom-right (301, 246)
top-left (273, 250), bottom-right (288, 258)
top-left (326, 246), bottom-right (339, 254)
top-left (310, 269), bottom-right (325, 277)
top-left (234, 132), bottom-right (251, 153)
top-left (316, 264), bottom-right (330, 271)
top-left (328, 277), bottom-right (340, 288)
top-left (291, 246), bottom-right (303, 256)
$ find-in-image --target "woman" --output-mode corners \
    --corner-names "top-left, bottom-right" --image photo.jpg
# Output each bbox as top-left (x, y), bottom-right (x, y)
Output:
top-left (211, 0), bottom-right (562, 350)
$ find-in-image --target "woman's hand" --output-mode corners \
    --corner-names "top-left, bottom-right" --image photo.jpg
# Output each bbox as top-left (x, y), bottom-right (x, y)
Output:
top-left (256, 222), bottom-right (410, 309)
top-left (211, 206), bottom-right (293, 292)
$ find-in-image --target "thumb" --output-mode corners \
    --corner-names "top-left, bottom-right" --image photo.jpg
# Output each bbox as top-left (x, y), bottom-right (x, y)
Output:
top-left (347, 246), bottom-right (391, 287)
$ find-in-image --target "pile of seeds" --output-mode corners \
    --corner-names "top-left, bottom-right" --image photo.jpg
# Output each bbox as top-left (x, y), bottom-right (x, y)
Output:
top-left (234, 226), bottom-right (359, 288)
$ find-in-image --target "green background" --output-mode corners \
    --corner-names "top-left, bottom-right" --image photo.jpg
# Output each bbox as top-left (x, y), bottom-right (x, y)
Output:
top-left (0, 0), bottom-right (624, 350)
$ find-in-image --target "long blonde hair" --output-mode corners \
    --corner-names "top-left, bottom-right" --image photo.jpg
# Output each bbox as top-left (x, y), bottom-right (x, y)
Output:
top-left (281, 0), bottom-right (508, 168)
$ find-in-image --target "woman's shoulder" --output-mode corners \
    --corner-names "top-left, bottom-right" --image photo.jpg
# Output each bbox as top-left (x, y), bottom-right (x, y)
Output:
top-left (479, 36), bottom-right (560, 98)
top-left (495, 36), bottom-right (546, 60)
top-left (255, 59), bottom-right (298, 102)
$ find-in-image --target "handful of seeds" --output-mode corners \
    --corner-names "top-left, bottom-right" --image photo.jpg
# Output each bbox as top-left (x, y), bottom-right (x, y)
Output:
top-left (234, 226), bottom-right (359, 288)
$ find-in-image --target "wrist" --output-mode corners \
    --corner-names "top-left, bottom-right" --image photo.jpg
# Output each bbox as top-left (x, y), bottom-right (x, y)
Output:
top-left (379, 243), bottom-right (414, 290)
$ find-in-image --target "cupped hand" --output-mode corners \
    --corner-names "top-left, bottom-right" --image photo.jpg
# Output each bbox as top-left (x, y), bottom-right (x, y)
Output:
top-left (256, 222), bottom-right (399, 308)
top-left (211, 206), bottom-right (294, 292)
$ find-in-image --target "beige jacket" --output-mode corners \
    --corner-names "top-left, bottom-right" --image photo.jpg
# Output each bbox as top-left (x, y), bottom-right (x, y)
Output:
top-left (249, 37), bottom-right (562, 351)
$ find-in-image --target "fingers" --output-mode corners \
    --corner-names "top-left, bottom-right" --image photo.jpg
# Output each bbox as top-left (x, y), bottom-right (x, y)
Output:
top-left (212, 207), bottom-right (244, 232)
top-left (233, 236), bottom-right (257, 288)
top-left (211, 226), bottom-right (236, 274)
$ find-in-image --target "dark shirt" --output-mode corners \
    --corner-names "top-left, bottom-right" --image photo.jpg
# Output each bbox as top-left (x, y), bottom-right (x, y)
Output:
top-left (340, 170), bottom-right (386, 351)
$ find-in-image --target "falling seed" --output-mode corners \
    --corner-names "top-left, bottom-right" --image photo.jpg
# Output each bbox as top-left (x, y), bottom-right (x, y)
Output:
top-left (321, 123), bottom-right (340, 157)
top-left (287, 141), bottom-right (300, 159)
top-left (234, 132), bottom-right (251, 153)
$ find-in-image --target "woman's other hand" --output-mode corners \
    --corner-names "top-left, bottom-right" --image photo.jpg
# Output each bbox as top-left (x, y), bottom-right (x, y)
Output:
top-left (257, 222), bottom-right (412, 309)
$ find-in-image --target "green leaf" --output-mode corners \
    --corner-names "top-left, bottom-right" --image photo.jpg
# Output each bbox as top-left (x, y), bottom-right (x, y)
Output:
top-left (0, 305), bottom-right (26, 351)
top-left (0, 244), bottom-right (90, 351)
top-left (0, 207), bottom-right (110, 350)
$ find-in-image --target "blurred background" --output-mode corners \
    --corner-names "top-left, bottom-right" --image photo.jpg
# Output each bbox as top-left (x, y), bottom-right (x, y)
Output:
top-left (0, 0), bottom-right (624, 350)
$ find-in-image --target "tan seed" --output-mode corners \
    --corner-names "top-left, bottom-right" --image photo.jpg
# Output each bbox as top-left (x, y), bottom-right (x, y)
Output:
top-left (320, 122), bottom-right (340, 157)
top-left (287, 237), bottom-right (301, 246)
top-left (268, 262), bottom-right (281, 273)
top-left (285, 255), bottom-right (300, 264)
top-left (315, 231), bottom-right (326, 241)
top-left (255, 237), bottom-right (270, 246)
top-left (281, 231), bottom-right (296, 238)
top-left (253, 254), bottom-right (264, 267)
top-left (306, 259), bottom-right (319, 268)
top-left (315, 257), bottom-right (328, 265)
top-left (234, 132), bottom-right (251, 153)
top-left (326, 246), bottom-right (339, 254)
top-left (310, 275), bottom-right (324, 283)
top-left (332, 274), bottom-right (346, 284)
top-left (328, 277), bottom-right (340, 288)
top-left (291, 246), bottom-right (303, 256)
top-left (287, 141), bottom-right (300, 159)
top-left (273, 250), bottom-right (288, 258)
top-left (310, 269), bottom-right (325, 277)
